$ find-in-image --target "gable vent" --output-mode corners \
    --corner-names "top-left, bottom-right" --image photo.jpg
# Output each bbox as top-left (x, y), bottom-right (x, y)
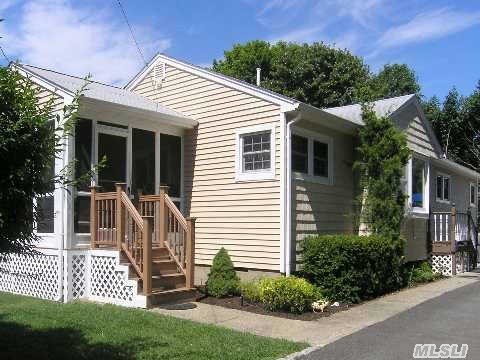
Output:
top-left (152, 62), bottom-right (166, 89)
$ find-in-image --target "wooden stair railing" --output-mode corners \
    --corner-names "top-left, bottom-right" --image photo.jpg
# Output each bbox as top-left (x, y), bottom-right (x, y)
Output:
top-left (139, 186), bottom-right (196, 289)
top-left (431, 205), bottom-right (478, 253)
top-left (90, 183), bottom-right (153, 295)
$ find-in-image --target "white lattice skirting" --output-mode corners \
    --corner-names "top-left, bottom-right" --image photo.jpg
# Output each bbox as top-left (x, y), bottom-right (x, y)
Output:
top-left (431, 254), bottom-right (453, 276)
top-left (0, 249), bottom-right (146, 308)
top-left (0, 250), bottom-right (60, 300)
top-left (87, 250), bottom-right (146, 308)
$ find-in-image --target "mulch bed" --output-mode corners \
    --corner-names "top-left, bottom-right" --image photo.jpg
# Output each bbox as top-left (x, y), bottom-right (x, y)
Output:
top-left (198, 295), bottom-right (352, 321)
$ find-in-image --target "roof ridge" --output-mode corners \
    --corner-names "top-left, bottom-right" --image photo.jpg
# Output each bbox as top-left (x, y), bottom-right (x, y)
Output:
top-left (325, 93), bottom-right (416, 110)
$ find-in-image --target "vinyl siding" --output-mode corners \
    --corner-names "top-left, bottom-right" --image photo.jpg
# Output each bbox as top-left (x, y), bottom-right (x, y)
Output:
top-left (392, 103), bottom-right (437, 157)
top-left (430, 165), bottom-right (477, 217)
top-left (292, 120), bottom-right (356, 268)
top-left (131, 64), bottom-right (282, 271)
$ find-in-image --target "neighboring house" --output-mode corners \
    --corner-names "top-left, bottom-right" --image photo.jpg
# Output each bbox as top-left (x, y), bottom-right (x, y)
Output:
top-left (0, 54), bottom-right (478, 308)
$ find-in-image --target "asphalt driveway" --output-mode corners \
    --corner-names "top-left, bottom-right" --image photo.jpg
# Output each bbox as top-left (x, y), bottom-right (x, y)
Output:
top-left (301, 277), bottom-right (480, 360)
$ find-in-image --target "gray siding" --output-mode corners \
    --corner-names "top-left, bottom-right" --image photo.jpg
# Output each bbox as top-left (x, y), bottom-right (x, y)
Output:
top-left (292, 120), bottom-right (356, 267)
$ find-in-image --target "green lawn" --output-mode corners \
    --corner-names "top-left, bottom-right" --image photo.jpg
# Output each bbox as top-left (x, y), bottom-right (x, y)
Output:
top-left (0, 292), bottom-right (306, 360)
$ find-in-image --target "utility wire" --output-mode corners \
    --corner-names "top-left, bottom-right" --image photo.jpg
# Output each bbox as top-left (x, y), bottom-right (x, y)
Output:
top-left (115, 0), bottom-right (147, 66)
top-left (0, 19), bottom-right (10, 63)
top-left (0, 45), bottom-right (10, 63)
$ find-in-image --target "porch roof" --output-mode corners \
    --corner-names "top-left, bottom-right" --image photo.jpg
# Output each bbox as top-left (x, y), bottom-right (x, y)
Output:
top-left (15, 63), bottom-right (197, 128)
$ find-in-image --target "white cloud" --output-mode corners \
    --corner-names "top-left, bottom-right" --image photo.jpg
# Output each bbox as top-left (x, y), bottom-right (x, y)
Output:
top-left (325, 0), bottom-right (384, 28)
top-left (4, 0), bottom-right (171, 85)
top-left (378, 7), bottom-right (480, 49)
top-left (270, 25), bottom-right (325, 43)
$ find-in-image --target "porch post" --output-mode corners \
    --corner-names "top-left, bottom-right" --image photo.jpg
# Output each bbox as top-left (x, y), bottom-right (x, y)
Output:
top-left (159, 185), bottom-right (169, 248)
top-left (185, 217), bottom-right (196, 289)
top-left (90, 186), bottom-right (100, 249)
top-left (451, 204), bottom-right (457, 275)
top-left (142, 216), bottom-right (153, 296)
top-left (115, 183), bottom-right (127, 251)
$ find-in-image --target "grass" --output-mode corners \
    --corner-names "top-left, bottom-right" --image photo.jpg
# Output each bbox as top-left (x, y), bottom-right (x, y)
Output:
top-left (0, 292), bottom-right (307, 360)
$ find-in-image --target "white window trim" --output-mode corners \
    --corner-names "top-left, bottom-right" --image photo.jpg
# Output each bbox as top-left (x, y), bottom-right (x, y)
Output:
top-left (470, 183), bottom-right (477, 207)
top-left (235, 124), bottom-right (276, 182)
top-left (435, 173), bottom-right (451, 204)
top-left (292, 128), bottom-right (334, 186)
top-left (407, 156), bottom-right (430, 217)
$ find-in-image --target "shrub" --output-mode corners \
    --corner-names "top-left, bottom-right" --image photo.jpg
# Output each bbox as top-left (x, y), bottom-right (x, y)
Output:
top-left (241, 276), bottom-right (323, 314)
top-left (206, 248), bottom-right (240, 297)
top-left (300, 234), bottom-right (405, 303)
top-left (240, 280), bottom-right (261, 303)
top-left (405, 261), bottom-right (441, 286)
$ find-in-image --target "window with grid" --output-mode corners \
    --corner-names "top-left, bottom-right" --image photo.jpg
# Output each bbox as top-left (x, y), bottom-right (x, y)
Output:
top-left (241, 131), bottom-right (271, 172)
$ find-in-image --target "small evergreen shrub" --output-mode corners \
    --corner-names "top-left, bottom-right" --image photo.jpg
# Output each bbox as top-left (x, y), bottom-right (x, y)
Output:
top-left (206, 248), bottom-right (240, 297)
top-left (300, 234), bottom-right (405, 303)
top-left (240, 277), bottom-right (323, 314)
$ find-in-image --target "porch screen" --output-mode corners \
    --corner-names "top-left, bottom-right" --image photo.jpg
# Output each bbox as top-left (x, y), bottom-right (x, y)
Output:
top-left (132, 128), bottom-right (155, 197)
top-left (74, 119), bottom-right (92, 233)
top-left (160, 134), bottom-right (181, 198)
top-left (36, 121), bottom-right (55, 233)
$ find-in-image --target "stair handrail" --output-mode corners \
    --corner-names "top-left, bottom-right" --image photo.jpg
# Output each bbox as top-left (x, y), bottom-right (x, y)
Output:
top-left (139, 186), bottom-right (196, 289)
top-left (90, 183), bottom-right (153, 296)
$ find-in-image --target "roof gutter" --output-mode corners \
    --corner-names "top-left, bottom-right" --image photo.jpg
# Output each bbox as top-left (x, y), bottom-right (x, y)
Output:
top-left (431, 157), bottom-right (480, 179)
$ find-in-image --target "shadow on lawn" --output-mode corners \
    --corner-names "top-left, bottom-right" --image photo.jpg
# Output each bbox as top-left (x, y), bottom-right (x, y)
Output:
top-left (0, 315), bottom-right (164, 360)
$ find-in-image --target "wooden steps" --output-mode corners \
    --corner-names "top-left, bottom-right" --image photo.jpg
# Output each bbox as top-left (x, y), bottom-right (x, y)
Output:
top-left (123, 246), bottom-right (191, 305)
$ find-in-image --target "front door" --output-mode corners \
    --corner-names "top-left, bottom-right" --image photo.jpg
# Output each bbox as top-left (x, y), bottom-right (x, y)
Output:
top-left (98, 131), bottom-right (127, 192)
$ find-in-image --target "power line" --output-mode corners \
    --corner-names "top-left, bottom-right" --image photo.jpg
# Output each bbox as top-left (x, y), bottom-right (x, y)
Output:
top-left (0, 19), bottom-right (9, 63)
top-left (115, 0), bottom-right (147, 66)
top-left (0, 45), bottom-right (10, 63)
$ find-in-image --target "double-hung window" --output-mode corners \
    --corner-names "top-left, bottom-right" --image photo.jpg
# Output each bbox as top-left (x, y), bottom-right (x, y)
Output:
top-left (292, 131), bottom-right (333, 184)
top-left (436, 174), bottom-right (451, 203)
top-left (235, 124), bottom-right (275, 181)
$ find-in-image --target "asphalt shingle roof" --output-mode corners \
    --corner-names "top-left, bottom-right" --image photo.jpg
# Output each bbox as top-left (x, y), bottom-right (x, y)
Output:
top-left (324, 94), bottom-right (416, 125)
top-left (18, 64), bottom-right (189, 120)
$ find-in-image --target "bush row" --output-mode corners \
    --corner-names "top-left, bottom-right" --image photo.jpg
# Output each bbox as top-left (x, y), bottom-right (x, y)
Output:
top-left (299, 234), bottom-right (405, 303)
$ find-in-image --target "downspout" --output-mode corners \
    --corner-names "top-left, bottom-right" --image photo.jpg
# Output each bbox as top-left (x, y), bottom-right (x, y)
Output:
top-left (58, 97), bottom-right (73, 303)
top-left (285, 113), bottom-right (301, 276)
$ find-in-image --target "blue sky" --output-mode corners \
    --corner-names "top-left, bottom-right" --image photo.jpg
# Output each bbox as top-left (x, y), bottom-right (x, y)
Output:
top-left (1, 0), bottom-right (479, 101)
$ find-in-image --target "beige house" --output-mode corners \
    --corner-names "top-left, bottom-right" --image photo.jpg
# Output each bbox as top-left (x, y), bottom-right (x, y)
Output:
top-left (0, 54), bottom-right (478, 308)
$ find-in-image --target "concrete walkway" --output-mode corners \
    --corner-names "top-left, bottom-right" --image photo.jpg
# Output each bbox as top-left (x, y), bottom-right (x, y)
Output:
top-left (152, 272), bottom-right (480, 347)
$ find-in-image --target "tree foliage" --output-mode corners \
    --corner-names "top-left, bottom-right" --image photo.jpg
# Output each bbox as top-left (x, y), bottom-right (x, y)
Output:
top-left (213, 41), bottom-right (420, 108)
top-left (357, 64), bottom-right (421, 102)
top-left (213, 41), bottom-right (369, 108)
top-left (354, 107), bottom-right (411, 238)
top-left (424, 83), bottom-right (480, 170)
top-left (0, 66), bottom-right (86, 255)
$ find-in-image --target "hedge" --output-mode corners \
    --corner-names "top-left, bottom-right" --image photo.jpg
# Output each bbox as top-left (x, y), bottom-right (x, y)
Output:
top-left (299, 234), bottom-right (405, 303)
